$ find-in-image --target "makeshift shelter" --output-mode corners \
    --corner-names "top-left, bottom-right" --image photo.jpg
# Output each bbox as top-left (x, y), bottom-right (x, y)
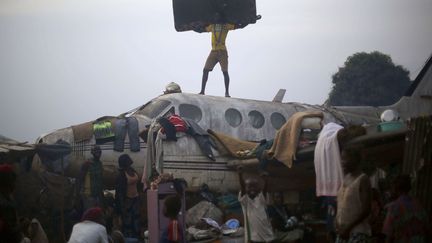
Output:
top-left (0, 134), bottom-right (35, 163)
top-left (1, 135), bottom-right (73, 243)
top-left (401, 116), bottom-right (432, 216)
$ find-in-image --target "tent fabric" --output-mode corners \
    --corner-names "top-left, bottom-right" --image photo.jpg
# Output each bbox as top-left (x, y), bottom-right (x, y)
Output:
top-left (267, 111), bottom-right (324, 168)
top-left (0, 134), bottom-right (20, 144)
top-left (71, 121), bottom-right (93, 142)
top-left (0, 144), bottom-right (34, 153)
top-left (35, 140), bottom-right (71, 160)
top-left (38, 171), bottom-right (75, 210)
top-left (1, 135), bottom-right (73, 174)
top-left (35, 140), bottom-right (72, 173)
top-left (207, 130), bottom-right (257, 159)
top-left (0, 134), bottom-right (35, 155)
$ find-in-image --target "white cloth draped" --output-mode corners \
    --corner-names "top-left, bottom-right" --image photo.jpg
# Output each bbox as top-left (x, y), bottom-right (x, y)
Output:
top-left (314, 122), bottom-right (344, 197)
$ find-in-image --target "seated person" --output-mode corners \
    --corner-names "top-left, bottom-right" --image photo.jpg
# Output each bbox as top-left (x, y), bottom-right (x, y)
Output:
top-left (160, 195), bottom-right (183, 243)
top-left (268, 192), bottom-right (303, 242)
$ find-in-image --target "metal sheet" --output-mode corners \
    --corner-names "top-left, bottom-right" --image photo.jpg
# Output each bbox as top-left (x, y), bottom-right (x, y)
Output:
top-left (402, 116), bottom-right (432, 215)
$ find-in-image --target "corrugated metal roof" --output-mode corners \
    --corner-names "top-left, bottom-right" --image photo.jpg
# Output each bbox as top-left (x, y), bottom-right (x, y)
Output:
top-left (0, 134), bottom-right (35, 155)
top-left (402, 116), bottom-right (432, 215)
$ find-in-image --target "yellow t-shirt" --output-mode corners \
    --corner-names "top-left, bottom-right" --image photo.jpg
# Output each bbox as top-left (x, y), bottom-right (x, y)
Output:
top-left (206, 24), bottom-right (235, 51)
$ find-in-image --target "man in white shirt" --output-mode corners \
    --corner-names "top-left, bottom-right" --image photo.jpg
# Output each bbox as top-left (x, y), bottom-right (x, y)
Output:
top-left (68, 207), bottom-right (109, 243)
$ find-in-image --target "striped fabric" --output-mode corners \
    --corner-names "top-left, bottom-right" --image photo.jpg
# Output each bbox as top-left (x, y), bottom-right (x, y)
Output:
top-left (168, 219), bottom-right (181, 242)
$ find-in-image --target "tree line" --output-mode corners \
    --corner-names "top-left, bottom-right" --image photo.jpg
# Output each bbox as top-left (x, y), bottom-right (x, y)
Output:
top-left (327, 51), bottom-right (411, 106)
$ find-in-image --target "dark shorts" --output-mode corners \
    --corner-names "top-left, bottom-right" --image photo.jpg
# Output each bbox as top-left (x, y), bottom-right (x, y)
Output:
top-left (204, 50), bottom-right (229, 72)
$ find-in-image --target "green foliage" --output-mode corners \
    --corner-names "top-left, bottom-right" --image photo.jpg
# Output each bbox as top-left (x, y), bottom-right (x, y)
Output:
top-left (328, 51), bottom-right (411, 106)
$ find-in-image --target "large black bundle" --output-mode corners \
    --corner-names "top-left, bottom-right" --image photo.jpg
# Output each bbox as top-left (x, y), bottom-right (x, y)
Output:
top-left (172, 0), bottom-right (258, 32)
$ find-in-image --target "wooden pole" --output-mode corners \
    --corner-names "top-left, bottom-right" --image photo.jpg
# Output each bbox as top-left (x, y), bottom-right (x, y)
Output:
top-left (60, 157), bottom-right (65, 242)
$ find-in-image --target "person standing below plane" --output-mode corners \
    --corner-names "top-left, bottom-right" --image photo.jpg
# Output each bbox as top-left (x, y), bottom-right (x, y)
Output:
top-left (268, 192), bottom-right (303, 242)
top-left (76, 145), bottom-right (105, 211)
top-left (159, 195), bottom-right (183, 243)
top-left (195, 13), bottom-right (259, 97)
top-left (114, 154), bottom-right (142, 240)
top-left (237, 165), bottom-right (274, 243)
top-left (335, 147), bottom-right (372, 243)
top-left (382, 174), bottom-right (429, 243)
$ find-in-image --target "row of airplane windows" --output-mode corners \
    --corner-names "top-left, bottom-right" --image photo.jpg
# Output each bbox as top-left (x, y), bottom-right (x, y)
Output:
top-left (178, 104), bottom-right (287, 130)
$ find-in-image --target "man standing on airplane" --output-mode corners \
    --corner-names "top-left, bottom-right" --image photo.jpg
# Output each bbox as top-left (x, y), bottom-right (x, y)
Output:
top-left (195, 13), bottom-right (260, 98)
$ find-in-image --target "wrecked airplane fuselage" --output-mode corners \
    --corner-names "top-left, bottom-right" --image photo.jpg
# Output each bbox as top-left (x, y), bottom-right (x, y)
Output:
top-left (33, 54), bottom-right (432, 192)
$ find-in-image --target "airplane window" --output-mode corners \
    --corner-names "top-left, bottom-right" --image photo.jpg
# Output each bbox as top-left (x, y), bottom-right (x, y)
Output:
top-left (136, 100), bottom-right (171, 119)
top-left (179, 104), bottom-right (202, 122)
top-left (248, 110), bottom-right (265, 128)
top-left (271, 112), bottom-right (286, 130)
top-left (225, 108), bottom-right (242, 127)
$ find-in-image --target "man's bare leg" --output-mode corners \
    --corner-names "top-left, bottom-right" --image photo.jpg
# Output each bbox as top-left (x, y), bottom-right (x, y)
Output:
top-left (223, 71), bottom-right (230, 97)
top-left (199, 70), bottom-right (210, 95)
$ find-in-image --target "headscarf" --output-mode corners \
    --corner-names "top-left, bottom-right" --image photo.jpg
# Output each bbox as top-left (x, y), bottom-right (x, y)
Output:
top-left (0, 163), bottom-right (14, 173)
top-left (81, 207), bottom-right (103, 222)
top-left (0, 163), bottom-right (16, 187)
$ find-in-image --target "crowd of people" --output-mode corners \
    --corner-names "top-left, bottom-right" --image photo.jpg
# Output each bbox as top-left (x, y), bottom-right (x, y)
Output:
top-left (0, 145), bottom-right (145, 243)
top-left (0, 145), bottom-right (430, 243)
top-left (0, 140), bottom-right (187, 243)
top-left (232, 145), bottom-right (430, 243)
top-left (72, 146), bottom-right (143, 242)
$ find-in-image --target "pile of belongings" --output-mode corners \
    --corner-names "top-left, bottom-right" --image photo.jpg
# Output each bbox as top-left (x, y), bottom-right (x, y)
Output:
top-left (156, 114), bottom-right (215, 160)
top-left (297, 117), bottom-right (322, 149)
top-left (143, 114), bottom-right (215, 187)
top-left (186, 191), bottom-right (244, 242)
top-left (186, 218), bottom-right (243, 242)
top-left (210, 111), bottom-right (324, 168)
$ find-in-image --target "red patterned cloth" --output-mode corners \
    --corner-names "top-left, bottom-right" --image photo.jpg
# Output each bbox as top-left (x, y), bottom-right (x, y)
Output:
top-left (169, 115), bottom-right (187, 133)
top-left (161, 115), bottom-right (188, 134)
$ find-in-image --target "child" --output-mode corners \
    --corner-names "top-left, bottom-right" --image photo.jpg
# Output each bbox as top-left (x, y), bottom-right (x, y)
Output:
top-left (160, 195), bottom-right (183, 243)
top-left (238, 166), bottom-right (274, 243)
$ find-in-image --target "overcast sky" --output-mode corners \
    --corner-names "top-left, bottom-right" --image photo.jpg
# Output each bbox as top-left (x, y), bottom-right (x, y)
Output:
top-left (1, 0), bottom-right (431, 142)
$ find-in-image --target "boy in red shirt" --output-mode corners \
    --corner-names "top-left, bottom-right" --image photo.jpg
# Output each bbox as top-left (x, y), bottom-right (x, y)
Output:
top-left (160, 195), bottom-right (183, 243)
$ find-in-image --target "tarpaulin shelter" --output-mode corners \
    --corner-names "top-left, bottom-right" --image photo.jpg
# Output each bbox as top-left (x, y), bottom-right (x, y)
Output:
top-left (34, 140), bottom-right (72, 242)
top-left (0, 134), bottom-right (35, 162)
top-left (35, 140), bottom-right (72, 173)
top-left (1, 135), bottom-right (72, 242)
top-left (1, 134), bottom-right (73, 174)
